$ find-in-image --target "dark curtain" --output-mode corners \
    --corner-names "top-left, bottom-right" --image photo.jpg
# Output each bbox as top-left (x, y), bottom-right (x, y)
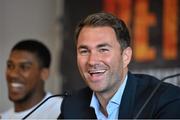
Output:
top-left (60, 0), bottom-right (102, 92)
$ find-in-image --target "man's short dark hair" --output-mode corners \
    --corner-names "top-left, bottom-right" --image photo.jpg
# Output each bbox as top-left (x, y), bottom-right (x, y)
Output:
top-left (75, 12), bottom-right (131, 50)
top-left (11, 39), bottom-right (51, 68)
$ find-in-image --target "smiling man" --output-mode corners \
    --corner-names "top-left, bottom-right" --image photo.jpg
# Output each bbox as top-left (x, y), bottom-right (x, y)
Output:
top-left (1, 39), bottom-right (62, 119)
top-left (59, 12), bottom-right (180, 119)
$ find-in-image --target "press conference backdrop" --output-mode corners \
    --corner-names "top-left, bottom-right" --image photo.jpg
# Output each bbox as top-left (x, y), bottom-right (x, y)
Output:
top-left (60, 0), bottom-right (180, 92)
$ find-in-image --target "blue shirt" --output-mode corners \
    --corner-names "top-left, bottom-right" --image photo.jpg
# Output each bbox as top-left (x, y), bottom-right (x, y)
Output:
top-left (90, 75), bottom-right (128, 120)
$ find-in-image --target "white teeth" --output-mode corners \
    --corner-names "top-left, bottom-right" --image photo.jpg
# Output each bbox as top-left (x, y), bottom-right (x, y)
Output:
top-left (11, 83), bottom-right (23, 88)
top-left (89, 70), bottom-right (106, 74)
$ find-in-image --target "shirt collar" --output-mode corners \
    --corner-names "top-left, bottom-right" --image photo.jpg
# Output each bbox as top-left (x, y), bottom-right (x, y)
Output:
top-left (111, 74), bottom-right (128, 105)
top-left (90, 74), bottom-right (128, 115)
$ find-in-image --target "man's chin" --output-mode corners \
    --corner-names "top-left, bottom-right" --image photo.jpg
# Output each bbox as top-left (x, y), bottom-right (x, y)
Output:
top-left (9, 95), bottom-right (25, 103)
top-left (90, 86), bottom-right (105, 93)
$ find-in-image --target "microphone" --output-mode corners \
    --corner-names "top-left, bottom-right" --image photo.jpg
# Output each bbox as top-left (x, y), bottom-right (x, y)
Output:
top-left (134, 73), bottom-right (180, 119)
top-left (22, 91), bottom-right (70, 119)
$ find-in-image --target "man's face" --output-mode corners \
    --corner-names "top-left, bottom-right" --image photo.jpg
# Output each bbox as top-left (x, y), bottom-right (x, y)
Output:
top-left (6, 50), bottom-right (44, 102)
top-left (77, 26), bottom-right (132, 94)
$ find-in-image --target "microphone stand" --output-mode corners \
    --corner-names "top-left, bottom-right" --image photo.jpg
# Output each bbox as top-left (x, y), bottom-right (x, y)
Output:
top-left (134, 73), bottom-right (180, 119)
top-left (22, 91), bottom-right (69, 119)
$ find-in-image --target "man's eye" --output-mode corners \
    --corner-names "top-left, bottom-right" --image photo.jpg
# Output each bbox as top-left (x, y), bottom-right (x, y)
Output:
top-left (99, 48), bottom-right (109, 53)
top-left (20, 64), bottom-right (31, 71)
top-left (79, 49), bottom-right (89, 55)
top-left (7, 63), bottom-right (14, 70)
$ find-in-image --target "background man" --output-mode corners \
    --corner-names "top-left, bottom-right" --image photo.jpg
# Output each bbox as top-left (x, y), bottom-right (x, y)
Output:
top-left (1, 39), bottom-right (63, 119)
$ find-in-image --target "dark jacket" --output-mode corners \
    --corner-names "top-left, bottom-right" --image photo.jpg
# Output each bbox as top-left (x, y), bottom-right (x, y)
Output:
top-left (59, 72), bottom-right (180, 119)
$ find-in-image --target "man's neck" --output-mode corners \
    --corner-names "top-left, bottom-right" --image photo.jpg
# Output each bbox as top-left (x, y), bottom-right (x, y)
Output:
top-left (95, 69), bottom-right (128, 117)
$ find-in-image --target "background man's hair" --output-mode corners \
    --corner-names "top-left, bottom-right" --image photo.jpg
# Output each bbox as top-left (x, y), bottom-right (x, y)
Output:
top-left (11, 39), bottom-right (51, 68)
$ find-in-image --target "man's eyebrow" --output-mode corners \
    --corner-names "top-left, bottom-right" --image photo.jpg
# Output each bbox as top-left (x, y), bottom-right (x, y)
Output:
top-left (7, 60), bottom-right (32, 65)
top-left (7, 60), bottom-right (12, 64)
top-left (97, 43), bottom-right (112, 48)
top-left (20, 61), bottom-right (32, 65)
top-left (77, 45), bottom-right (88, 49)
top-left (77, 43), bottom-right (112, 50)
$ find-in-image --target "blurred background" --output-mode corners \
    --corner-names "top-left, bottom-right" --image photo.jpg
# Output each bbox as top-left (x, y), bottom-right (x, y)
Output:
top-left (0, 0), bottom-right (179, 112)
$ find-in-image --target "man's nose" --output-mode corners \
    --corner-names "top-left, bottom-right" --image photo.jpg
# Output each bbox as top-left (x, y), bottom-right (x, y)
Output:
top-left (7, 67), bottom-right (20, 78)
top-left (87, 52), bottom-right (100, 66)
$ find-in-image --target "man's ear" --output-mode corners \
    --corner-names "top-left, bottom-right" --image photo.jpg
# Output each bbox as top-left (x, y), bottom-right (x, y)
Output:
top-left (41, 68), bottom-right (49, 81)
top-left (122, 47), bottom-right (132, 68)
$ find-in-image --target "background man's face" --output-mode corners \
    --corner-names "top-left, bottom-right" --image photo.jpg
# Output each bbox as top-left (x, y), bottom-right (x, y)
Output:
top-left (6, 50), bottom-right (43, 102)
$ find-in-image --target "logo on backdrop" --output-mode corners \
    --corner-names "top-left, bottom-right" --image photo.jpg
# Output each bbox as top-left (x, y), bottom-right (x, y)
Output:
top-left (103, 0), bottom-right (180, 68)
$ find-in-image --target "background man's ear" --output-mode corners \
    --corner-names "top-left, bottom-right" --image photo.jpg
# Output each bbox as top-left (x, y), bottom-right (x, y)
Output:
top-left (41, 68), bottom-right (49, 81)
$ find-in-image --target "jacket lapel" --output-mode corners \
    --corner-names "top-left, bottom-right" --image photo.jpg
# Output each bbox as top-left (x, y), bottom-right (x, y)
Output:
top-left (83, 87), bottom-right (97, 118)
top-left (118, 72), bottom-right (137, 119)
